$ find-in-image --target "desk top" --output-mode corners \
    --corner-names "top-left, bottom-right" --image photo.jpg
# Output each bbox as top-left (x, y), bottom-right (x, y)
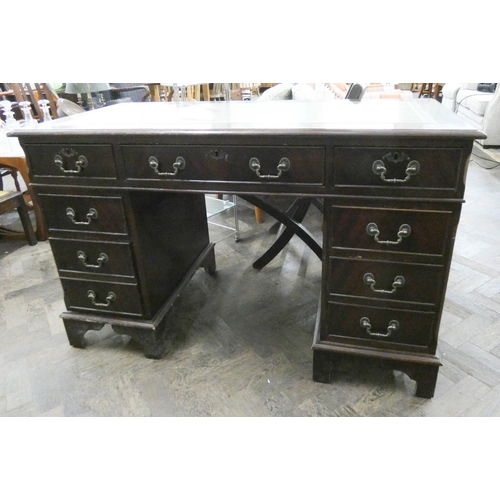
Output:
top-left (11, 99), bottom-right (485, 140)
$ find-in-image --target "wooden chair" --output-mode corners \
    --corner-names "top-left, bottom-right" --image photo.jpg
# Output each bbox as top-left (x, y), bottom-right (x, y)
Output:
top-left (6, 83), bottom-right (59, 121)
top-left (1, 118), bottom-right (24, 197)
top-left (0, 164), bottom-right (22, 192)
top-left (0, 168), bottom-right (37, 246)
top-left (234, 83), bottom-right (260, 100)
top-left (417, 83), bottom-right (442, 99)
top-left (146, 84), bottom-right (210, 102)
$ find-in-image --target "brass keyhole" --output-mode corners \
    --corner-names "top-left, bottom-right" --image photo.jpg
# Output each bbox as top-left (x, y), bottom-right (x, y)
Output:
top-left (208, 149), bottom-right (228, 161)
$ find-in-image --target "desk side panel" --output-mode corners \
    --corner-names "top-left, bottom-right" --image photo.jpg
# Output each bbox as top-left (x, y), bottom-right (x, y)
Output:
top-left (125, 191), bottom-right (210, 318)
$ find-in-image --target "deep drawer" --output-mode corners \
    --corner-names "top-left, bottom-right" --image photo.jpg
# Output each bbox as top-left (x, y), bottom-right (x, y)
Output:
top-left (50, 238), bottom-right (135, 277)
top-left (328, 257), bottom-right (443, 305)
top-left (324, 301), bottom-right (436, 350)
top-left (39, 194), bottom-right (128, 235)
top-left (61, 278), bottom-right (143, 316)
top-left (25, 144), bottom-right (117, 178)
top-left (121, 145), bottom-right (325, 185)
top-left (328, 205), bottom-right (454, 257)
top-left (333, 147), bottom-right (463, 191)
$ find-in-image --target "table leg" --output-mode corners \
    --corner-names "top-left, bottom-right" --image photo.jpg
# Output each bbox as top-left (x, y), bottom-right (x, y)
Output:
top-left (252, 198), bottom-right (314, 269)
top-left (240, 195), bottom-right (322, 268)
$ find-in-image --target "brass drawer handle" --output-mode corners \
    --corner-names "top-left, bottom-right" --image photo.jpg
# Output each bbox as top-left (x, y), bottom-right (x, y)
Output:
top-left (372, 159), bottom-right (420, 184)
top-left (249, 157), bottom-right (290, 179)
top-left (363, 273), bottom-right (405, 294)
top-left (77, 251), bottom-right (109, 268)
top-left (54, 148), bottom-right (89, 174)
top-left (149, 155), bottom-right (185, 176)
top-left (66, 207), bottom-right (98, 225)
top-left (360, 317), bottom-right (399, 338)
top-left (87, 290), bottom-right (116, 307)
top-left (366, 222), bottom-right (411, 245)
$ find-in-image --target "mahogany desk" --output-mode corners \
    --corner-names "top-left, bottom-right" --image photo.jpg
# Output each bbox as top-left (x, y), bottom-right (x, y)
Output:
top-left (13, 100), bottom-right (484, 398)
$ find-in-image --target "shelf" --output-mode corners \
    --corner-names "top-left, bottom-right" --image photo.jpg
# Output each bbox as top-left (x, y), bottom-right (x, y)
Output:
top-left (205, 195), bottom-right (236, 218)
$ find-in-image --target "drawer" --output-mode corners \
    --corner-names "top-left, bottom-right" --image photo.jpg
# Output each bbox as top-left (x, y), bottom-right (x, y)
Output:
top-left (334, 147), bottom-right (463, 191)
top-left (328, 205), bottom-right (454, 257)
top-left (39, 194), bottom-right (128, 235)
top-left (328, 257), bottom-right (443, 305)
top-left (25, 144), bottom-right (117, 178)
top-left (50, 238), bottom-right (135, 277)
top-left (121, 145), bottom-right (325, 185)
top-left (60, 278), bottom-right (143, 316)
top-left (324, 301), bottom-right (436, 350)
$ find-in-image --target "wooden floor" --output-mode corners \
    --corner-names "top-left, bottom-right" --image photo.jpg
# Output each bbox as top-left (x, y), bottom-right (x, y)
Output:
top-left (1, 154), bottom-right (500, 417)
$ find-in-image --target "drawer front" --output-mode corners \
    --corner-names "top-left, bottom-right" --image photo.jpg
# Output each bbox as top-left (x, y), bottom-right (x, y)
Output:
top-left (61, 278), bottom-right (143, 316)
top-left (39, 194), bottom-right (128, 235)
top-left (328, 205), bottom-right (454, 257)
top-left (50, 238), bottom-right (135, 277)
top-left (25, 144), bottom-right (117, 178)
top-left (324, 301), bottom-right (436, 349)
top-left (121, 145), bottom-right (325, 185)
top-left (328, 257), bottom-right (443, 305)
top-left (334, 147), bottom-right (463, 191)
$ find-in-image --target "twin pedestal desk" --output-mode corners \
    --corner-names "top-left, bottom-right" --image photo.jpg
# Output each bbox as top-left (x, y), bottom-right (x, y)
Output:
top-left (14, 100), bottom-right (484, 398)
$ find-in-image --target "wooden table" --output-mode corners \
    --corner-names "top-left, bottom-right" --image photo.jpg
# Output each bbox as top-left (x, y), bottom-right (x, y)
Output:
top-left (12, 100), bottom-right (484, 398)
top-left (0, 137), bottom-right (47, 241)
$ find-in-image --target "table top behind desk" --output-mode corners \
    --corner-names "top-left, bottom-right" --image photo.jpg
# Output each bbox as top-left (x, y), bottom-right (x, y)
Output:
top-left (0, 136), bottom-right (26, 158)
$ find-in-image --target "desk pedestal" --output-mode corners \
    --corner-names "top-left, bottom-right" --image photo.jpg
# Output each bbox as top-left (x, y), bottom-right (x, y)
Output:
top-left (61, 243), bottom-right (215, 359)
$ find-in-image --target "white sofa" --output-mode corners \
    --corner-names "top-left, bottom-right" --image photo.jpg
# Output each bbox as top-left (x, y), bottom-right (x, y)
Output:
top-left (441, 83), bottom-right (500, 147)
top-left (257, 83), bottom-right (337, 101)
top-left (326, 83), bottom-right (413, 100)
top-left (257, 83), bottom-right (413, 102)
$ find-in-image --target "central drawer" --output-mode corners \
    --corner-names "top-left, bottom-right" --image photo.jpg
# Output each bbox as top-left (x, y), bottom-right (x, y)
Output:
top-left (121, 145), bottom-right (325, 185)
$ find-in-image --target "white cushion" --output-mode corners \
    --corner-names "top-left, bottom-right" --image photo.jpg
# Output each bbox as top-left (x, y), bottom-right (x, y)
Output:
top-left (467, 95), bottom-right (492, 115)
top-left (291, 83), bottom-right (317, 101)
top-left (257, 83), bottom-right (294, 101)
top-left (456, 89), bottom-right (492, 116)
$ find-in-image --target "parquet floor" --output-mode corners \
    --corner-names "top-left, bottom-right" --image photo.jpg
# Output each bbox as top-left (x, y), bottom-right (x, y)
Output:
top-left (1, 153), bottom-right (500, 417)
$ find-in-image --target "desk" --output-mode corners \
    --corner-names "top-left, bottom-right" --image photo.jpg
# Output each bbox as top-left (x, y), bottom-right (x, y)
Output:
top-left (13, 100), bottom-right (484, 398)
top-left (0, 137), bottom-right (47, 241)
